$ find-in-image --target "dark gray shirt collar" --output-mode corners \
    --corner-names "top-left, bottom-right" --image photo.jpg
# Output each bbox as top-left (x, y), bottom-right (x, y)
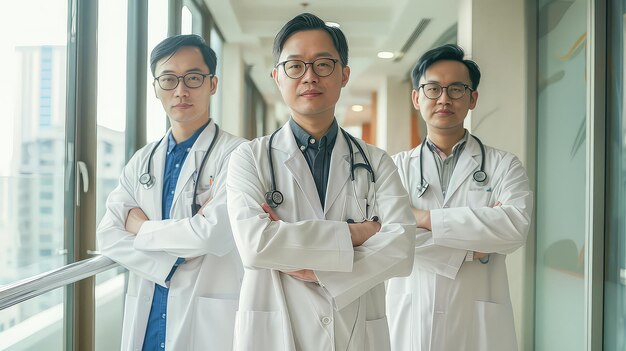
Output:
top-left (289, 118), bottom-right (338, 152)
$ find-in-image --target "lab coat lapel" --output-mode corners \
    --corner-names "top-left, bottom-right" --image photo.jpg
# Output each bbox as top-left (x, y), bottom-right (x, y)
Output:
top-left (413, 143), bottom-right (444, 207)
top-left (171, 122), bottom-right (217, 216)
top-left (148, 134), bottom-right (168, 220)
top-left (444, 134), bottom-right (481, 204)
top-left (275, 123), bottom-right (324, 218)
top-left (324, 132), bottom-right (351, 216)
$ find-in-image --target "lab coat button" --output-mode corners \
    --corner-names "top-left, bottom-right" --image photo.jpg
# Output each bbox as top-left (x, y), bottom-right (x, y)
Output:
top-left (321, 316), bottom-right (332, 325)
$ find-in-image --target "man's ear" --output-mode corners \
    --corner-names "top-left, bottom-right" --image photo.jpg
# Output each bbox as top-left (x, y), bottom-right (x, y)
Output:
top-left (152, 81), bottom-right (159, 99)
top-left (272, 67), bottom-right (279, 87)
top-left (209, 76), bottom-right (218, 95)
top-left (411, 89), bottom-right (420, 110)
top-left (341, 65), bottom-right (350, 88)
top-left (469, 90), bottom-right (479, 110)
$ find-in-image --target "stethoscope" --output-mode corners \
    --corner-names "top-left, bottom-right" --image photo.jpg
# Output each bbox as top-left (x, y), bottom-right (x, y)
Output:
top-left (265, 127), bottom-right (378, 222)
top-left (416, 134), bottom-right (487, 198)
top-left (139, 124), bottom-right (220, 215)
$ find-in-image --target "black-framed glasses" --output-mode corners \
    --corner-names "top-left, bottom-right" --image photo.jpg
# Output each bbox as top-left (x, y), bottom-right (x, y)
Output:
top-left (154, 73), bottom-right (213, 90)
top-left (276, 58), bottom-right (339, 79)
top-left (418, 83), bottom-right (473, 100)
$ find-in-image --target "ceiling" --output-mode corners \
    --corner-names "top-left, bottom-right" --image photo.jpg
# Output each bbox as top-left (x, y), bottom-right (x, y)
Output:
top-left (203, 0), bottom-right (459, 122)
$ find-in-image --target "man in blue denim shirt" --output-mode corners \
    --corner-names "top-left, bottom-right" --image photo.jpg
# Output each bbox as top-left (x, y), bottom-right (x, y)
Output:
top-left (97, 35), bottom-right (245, 351)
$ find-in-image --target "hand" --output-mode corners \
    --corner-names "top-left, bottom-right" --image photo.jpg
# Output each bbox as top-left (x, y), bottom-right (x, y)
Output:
top-left (125, 208), bottom-right (148, 235)
top-left (261, 203), bottom-right (280, 221)
top-left (474, 251), bottom-right (489, 260)
top-left (283, 269), bottom-right (318, 282)
top-left (412, 208), bottom-right (431, 230)
top-left (348, 220), bottom-right (381, 247)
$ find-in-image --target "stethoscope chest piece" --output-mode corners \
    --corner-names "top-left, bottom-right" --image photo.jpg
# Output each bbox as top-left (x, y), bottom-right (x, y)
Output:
top-left (139, 173), bottom-right (155, 189)
top-left (416, 180), bottom-right (429, 198)
top-left (265, 190), bottom-right (284, 208)
top-left (473, 170), bottom-right (487, 183)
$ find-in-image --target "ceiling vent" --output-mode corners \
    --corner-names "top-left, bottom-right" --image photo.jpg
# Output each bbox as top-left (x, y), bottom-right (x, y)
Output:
top-left (393, 18), bottom-right (431, 62)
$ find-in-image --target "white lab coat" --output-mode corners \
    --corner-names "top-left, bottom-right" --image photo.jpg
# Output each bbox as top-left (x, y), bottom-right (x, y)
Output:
top-left (386, 134), bottom-right (532, 351)
top-left (226, 121), bottom-right (416, 351)
top-left (97, 122), bottom-right (245, 351)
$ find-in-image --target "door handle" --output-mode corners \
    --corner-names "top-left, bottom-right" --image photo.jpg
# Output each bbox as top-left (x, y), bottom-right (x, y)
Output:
top-left (76, 161), bottom-right (89, 206)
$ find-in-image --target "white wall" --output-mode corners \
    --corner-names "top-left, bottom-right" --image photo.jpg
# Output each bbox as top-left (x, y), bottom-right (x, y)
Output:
top-left (457, 0), bottom-right (534, 349)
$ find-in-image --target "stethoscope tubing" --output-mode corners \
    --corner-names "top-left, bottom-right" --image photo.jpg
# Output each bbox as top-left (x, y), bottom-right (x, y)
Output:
top-left (417, 133), bottom-right (487, 198)
top-left (138, 123), bottom-right (220, 215)
top-left (266, 127), bottom-right (377, 221)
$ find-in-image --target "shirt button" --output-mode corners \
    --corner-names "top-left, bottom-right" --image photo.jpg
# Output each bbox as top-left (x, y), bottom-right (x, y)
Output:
top-left (161, 313), bottom-right (166, 319)
top-left (299, 145), bottom-right (306, 151)
top-left (175, 163), bottom-right (179, 168)
top-left (321, 316), bottom-right (332, 325)
top-left (309, 138), bottom-right (316, 144)
top-left (160, 342), bottom-right (165, 348)
top-left (170, 190), bottom-right (174, 195)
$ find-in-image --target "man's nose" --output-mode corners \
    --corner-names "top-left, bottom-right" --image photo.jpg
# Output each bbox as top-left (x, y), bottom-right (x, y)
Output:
top-left (174, 78), bottom-right (190, 96)
top-left (437, 87), bottom-right (452, 104)
top-left (300, 63), bottom-right (319, 83)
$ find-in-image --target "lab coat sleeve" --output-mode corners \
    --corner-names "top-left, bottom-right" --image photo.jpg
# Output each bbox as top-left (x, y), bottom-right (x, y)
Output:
top-left (133, 151), bottom-right (238, 258)
top-left (391, 151), bottom-right (467, 280)
top-left (412, 228), bottom-right (467, 280)
top-left (430, 154), bottom-right (533, 254)
top-left (96, 152), bottom-right (178, 287)
top-left (315, 151), bottom-right (416, 310)
top-left (227, 143), bottom-right (355, 273)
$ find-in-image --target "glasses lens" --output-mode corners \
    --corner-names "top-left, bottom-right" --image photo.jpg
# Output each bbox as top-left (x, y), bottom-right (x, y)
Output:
top-left (283, 60), bottom-right (305, 79)
top-left (423, 83), bottom-right (442, 99)
top-left (184, 73), bottom-right (205, 88)
top-left (447, 84), bottom-right (467, 99)
top-left (312, 58), bottom-right (336, 77)
top-left (158, 74), bottom-right (178, 90)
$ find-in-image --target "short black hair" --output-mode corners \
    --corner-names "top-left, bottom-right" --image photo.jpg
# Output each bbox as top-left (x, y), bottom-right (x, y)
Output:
top-left (411, 44), bottom-right (481, 90)
top-left (273, 13), bottom-right (348, 66)
top-left (150, 34), bottom-right (217, 77)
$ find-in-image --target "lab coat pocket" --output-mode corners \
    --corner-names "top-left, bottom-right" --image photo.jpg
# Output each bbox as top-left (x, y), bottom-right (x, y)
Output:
top-left (343, 195), bottom-right (368, 222)
top-left (365, 316), bottom-right (391, 351)
top-left (466, 189), bottom-right (492, 207)
top-left (472, 301), bottom-right (517, 351)
top-left (386, 293), bottom-right (412, 351)
top-left (192, 296), bottom-right (238, 351)
top-left (234, 310), bottom-right (286, 351)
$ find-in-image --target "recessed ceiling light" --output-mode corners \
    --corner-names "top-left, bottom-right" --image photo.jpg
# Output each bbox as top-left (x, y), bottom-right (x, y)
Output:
top-left (325, 22), bottom-right (340, 28)
top-left (377, 51), bottom-right (395, 59)
top-left (351, 104), bottom-right (364, 112)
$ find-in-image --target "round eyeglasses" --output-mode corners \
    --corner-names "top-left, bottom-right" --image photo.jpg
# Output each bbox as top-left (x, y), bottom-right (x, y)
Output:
top-left (418, 83), bottom-right (473, 100)
top-left (155, 73), bottom-right (213, 90)
top-left (276, 58), bottom-right (339, 79)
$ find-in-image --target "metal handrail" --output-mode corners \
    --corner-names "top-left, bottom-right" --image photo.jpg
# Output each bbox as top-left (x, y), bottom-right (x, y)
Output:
top-left (0, 255), bottom-right (120, 310)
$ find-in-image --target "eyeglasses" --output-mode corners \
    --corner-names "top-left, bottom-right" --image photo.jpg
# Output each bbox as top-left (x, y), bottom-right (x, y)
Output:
top-left (276, 58), bottom-right (339, 79)
top-left (418, 83), bottom-right (473, 100)
top-left (154, 73), bottom-right (213, 90)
